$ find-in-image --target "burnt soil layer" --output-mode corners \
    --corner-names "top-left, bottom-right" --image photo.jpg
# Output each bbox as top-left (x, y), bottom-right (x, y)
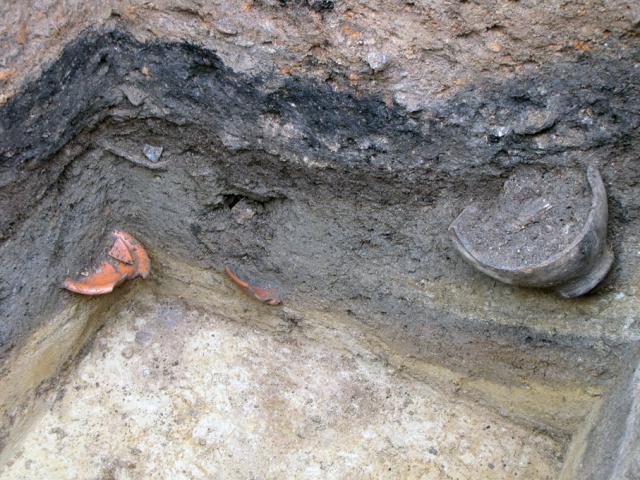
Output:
top-left (1, 26), bottom-right (640, 439)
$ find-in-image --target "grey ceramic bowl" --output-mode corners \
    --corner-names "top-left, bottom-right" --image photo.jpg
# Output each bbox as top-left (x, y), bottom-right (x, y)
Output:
top-left (449, 165), bottom-right (613, 298)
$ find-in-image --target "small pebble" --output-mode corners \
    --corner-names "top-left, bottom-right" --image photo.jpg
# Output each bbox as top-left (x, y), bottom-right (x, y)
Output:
top-left (232, 201), bottom-right (256, 224)
top-left (120, 85), bottom-right (147, 106)
top-left (366, 51), bottom-right (390, 72)
top-left (143, 144), bottom-right (163, 162)
top-left (215, 19), bottom-right (239, 35)
top-left (121, 346), bottom-right (134, 359)
top-left (135, 330), bottom-right (152, 345)
top-left (489, 126), bottom-right (511, 139)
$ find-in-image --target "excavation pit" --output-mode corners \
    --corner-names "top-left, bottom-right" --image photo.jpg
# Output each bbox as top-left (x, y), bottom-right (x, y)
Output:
top-left (1, 26), bottom-right (639, 480)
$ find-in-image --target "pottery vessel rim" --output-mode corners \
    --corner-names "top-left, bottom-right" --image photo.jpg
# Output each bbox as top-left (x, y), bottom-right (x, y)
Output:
top-left (449, 164), bottom-right (607, 286)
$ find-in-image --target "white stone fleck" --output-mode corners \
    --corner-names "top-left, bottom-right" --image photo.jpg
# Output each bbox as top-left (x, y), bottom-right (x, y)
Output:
top-left (366, 51), bottom-right (390, 72)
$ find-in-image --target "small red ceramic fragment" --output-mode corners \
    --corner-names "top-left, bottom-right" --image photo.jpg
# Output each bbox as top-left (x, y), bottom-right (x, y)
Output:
top-left (113, 230), bottom-right (150, 278)
top-left (224, 265), bottom-right (282, 306)
top-left (63, 231), bottom-right (150, 296)
top-left (109, 237), bottom-right (134, 264)
top-left (63, 261), bottom-right (135, 295)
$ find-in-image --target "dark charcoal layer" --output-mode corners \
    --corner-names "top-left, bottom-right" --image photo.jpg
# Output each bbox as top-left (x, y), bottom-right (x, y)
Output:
top-left (0, 27), bottom-right (639, 391)
top-left (2, 28), bottom-right (640, 243)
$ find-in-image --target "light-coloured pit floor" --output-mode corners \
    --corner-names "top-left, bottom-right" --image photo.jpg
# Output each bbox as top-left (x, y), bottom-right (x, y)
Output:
top-left (0, 286), bottom-right (565, 480)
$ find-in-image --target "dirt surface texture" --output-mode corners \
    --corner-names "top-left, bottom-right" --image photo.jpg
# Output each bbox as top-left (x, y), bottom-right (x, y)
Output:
top-left (0, 290), bottom-right (564, 479)
top-left (1, 1), bottom-right (640, 479)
